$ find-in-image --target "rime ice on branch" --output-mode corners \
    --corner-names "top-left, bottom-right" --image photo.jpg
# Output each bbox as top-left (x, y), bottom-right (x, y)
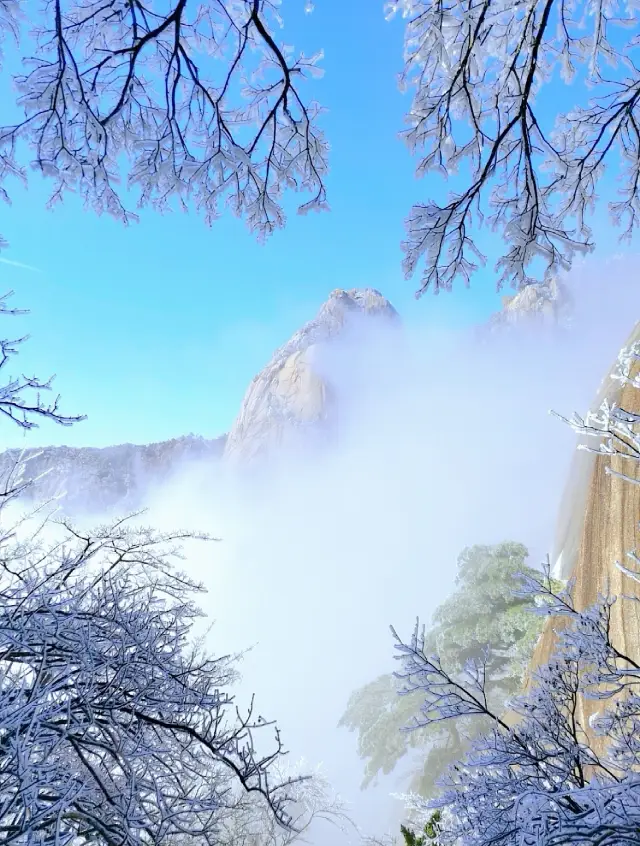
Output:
top-left (387, 0), bottom-right (640, 295)
top-left (0, 0), bottom-right (328, 246)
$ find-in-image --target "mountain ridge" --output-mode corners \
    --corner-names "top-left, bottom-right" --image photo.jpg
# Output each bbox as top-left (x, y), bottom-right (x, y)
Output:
top-left (223, 287), bottom-right (400, 464)
top-left (0, 434), bottom-right (226, 515)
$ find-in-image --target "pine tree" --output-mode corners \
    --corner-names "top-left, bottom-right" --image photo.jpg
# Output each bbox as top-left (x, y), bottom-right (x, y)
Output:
top-left (340, 543), bottom-right (558, 799)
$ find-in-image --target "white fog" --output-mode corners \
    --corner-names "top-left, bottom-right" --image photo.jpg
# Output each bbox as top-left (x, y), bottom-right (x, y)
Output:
top-left (75, 256), bottom-right (639, 844)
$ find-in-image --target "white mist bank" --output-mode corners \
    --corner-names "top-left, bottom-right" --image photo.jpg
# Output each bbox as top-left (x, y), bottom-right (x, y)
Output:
top-left (69, 258), bottom-right (640, 843)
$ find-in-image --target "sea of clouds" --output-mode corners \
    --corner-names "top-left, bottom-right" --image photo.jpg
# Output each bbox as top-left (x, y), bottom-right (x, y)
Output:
top-left (14, 255), bottom-right (640, 845)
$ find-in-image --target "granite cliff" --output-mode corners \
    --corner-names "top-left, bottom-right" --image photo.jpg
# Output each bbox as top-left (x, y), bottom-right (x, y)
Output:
top-left (483, 280), bottom-right (640, 738)
top-left (222, 288), bottom-right (400, 464)
top-left (527, 320), bottom-right (640, 742)
top-left (0, 279), bottom-right (594, 517)
top-left (0, 281), bottom-right (573, 512)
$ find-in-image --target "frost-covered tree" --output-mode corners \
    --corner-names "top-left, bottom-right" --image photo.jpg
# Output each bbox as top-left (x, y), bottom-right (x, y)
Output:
top-left (386, 0), bottom-right (640, 295)
top-left (392, 570), bottom-right (640, 846)
top-left (7, 0), bottom-right (640, 302)
top-left (0, 0), bottom-right (327, 247)
top-left (390, 339), bottom-right (640, 846)
top-left (212, 758), bottom-right (354, 846)
top-left (340, 543), bottom-right (552, 799)
top-left (0, 507), bottom-right (304, 846)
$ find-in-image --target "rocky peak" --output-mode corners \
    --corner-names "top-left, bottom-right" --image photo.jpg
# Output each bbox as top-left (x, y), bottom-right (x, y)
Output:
top-left (222, 288), bottom-right (400, 464)
top-left (483, 277), bottom-right (573, 335)
top-left (0, 287), bottom-right (400, 510)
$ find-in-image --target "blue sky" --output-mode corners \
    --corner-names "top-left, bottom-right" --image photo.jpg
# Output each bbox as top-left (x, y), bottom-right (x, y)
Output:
top-left (0, 2), bottom-right (626, 449)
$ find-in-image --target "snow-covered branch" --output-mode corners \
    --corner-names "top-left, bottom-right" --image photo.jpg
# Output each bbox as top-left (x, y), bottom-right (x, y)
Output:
top-left (214, 758), bottom-right (355, 846)
top-left (388, 0), bottom-right (640, 295)
top-left (0, 510), bottom-right (304, 845)
top-left (0, 291), bottom-right (84, 432)
top-left (391, 621), bottom-right (495, 728)
top-left (0, 0), bottom-right (328, 244)
top-left (393, 577), bottom-right (640, 844)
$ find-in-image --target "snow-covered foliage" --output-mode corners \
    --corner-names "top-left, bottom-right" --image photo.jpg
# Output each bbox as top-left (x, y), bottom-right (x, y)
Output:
top-left (387, 0), bottom-right (640, 295)
top-left (391, 338), bottom-right (640, 845)
top-left (0, 0), bottom-right (328, 244)
top-left (0, 487), bottom-right (305, 845)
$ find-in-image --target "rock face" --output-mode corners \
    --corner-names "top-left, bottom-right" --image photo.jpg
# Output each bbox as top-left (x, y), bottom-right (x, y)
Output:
top-left (483, 277), bottom-right (572, 335)
top-left (222, 288), bottom-right (400, 464)
top-left (0, 435), bottom-right (226, 516)
top-left (528, 320), bottom-right (640, 745)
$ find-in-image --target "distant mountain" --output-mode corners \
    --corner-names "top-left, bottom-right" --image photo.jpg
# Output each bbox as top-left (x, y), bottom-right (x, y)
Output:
top-left (0, 435), bottom-right (226, 516)
top-left (223, 288), bottom-right (400, 464)
top-left (482, 277), bottom-right (572, 336)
